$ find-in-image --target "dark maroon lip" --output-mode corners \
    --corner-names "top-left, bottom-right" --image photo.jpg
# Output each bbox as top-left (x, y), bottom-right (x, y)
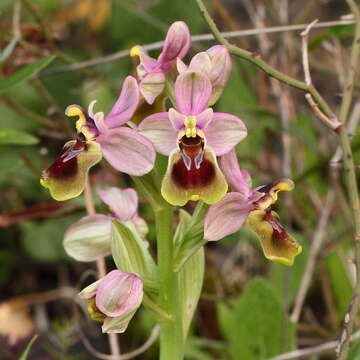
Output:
top-left (263, 210), bottom-right (291, 247)
top-left (44, 139), bottom-right (87, 180)
top-left (172, 158), bottom-right (215, 190)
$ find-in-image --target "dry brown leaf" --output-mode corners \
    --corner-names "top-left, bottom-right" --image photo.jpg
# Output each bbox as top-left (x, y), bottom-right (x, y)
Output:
top-left (51, 0), bottom-right (110, 33)
top-left (0, 301), bottom-right (35, 345)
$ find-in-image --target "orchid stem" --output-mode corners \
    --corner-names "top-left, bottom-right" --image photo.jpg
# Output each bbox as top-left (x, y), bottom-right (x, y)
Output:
top-left (155, 206), bottom-right (184, 360)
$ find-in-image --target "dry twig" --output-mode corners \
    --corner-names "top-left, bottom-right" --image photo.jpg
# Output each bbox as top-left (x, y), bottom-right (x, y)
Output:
top-left (266, 329), bottom-right (360, 360)
top-left (290, 190), bottom-right (335, 323)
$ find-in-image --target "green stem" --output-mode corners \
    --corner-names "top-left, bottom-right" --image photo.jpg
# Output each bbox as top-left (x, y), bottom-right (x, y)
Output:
top-left (195, 0), bottom-right (336, 119)
top-left (155, 207), bottom-right (184, 360)
top-left (195, 0), bottom-right (360, 358)
top-left (336, 1), bottom-right (360, 359)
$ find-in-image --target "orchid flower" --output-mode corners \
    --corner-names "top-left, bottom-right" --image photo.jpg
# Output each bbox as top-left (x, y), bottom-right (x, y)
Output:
top-left (130, 21), bottom-right (191, 104)
top-left (41, 76), bottom-right (156, 201)
top-left (64, 187), bottom-right (148, 262)
top-left (177, 45), bottom-right (231, 106)
top-left (79, 270), bottom-right (143, 333)
top-left (139, 71), bottom-right (247, 206)
top-left (204, 149), bottom-right (302, 266)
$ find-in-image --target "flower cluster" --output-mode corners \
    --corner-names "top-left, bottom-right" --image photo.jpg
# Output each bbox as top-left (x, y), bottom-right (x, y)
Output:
top-left (41, 20), bottom-right (302, 334)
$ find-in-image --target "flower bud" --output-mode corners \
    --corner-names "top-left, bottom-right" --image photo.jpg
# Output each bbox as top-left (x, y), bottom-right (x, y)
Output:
top-left (79, 270), bottom-right (143, 333)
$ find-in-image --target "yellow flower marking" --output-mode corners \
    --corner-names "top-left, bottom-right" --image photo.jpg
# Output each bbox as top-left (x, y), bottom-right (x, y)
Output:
top-left (130, 46), bottom-right (141, 57)
top-left (184, 115), bottom-right (197, 138)
top-left (65, 105), bottom-right (93, 140)
top-left (257, 179), bottom-right (294, 210)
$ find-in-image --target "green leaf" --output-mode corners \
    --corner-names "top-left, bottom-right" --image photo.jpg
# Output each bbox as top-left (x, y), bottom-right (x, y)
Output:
top-left (0, 129), bottom-right (38, 145)
top-left (21, 217), bottom-right (73, 262)
top-left (349, 338), bottom-right (360, 360)
top-left (111, 220), bottom-right (158, 293)
top-left (218, 277), bottom-right (287, 360)
top-left (173, 209), bottom-right (192, 248)
top-left (19, 335), bottom-right (38, 360)
top-left (0, 56), bottom-right (55, 93)
top-left (179, 247), bottom-right (205, 339)
top-left (325, 250), bottom-right (353, 316)
top-left (173, 202), bottom-right (208, 272)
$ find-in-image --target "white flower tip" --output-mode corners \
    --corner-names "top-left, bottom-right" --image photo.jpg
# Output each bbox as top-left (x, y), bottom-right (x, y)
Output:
top-left (88, 100), bottom-right (97, 118)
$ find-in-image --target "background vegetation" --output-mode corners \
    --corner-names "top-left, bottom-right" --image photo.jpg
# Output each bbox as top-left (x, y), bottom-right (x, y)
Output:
top-left (0, 0), bottom-right (359, 359)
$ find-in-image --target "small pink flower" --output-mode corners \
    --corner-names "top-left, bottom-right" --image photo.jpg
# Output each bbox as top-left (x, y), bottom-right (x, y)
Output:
top-left (204, 149), bottom-right (302, 266)
top-left (41, 76), bottom-right (156, 201)
top-left (177, 45), bottom-right (232, 106)
top-left (79, 270), bottom-right (143, 333)
top-left (139, 71), bottom-right (247, 206)
top-left (131, 21), bottom-right (191, 104)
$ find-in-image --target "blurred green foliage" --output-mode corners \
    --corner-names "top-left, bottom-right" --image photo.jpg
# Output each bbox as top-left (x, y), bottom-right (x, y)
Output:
top-left (0, 0), bottom-right (359, 359)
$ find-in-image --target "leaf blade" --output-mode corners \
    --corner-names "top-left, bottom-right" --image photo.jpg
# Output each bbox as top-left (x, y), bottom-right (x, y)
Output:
top-left (0, 129), bottom-right (38, 145)
top-left (0, 56), bottom-right (55, 93)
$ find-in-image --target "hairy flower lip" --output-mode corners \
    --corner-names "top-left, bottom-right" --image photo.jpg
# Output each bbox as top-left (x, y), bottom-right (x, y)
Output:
top-left (41, 76), bottom-right (156, 201)
top-left (204, 149), bottom-right (302, 266)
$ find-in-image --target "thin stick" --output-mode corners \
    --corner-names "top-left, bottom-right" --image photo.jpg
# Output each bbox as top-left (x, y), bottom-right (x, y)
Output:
top-left (80, 324), bottom-right (160, 360)
top-left (301, 20), bottom-right (342, 130)
top-left (40, 19), bottom-right (355, 75)
top-left (300, 19), bottom-right (319, 86)
top-left (331, 102), bottom-right (360, 164)
top-left (83, 179), bottom-right (121, 358)
top-left (12, 0), bottom-right (21, 41)
top-left (194, 1), bottom-right (360, 357)
top-left (195, 0), bottom-right (334, 122)
top-left (290, 190), bottom-right (335, 323)
top-left (266, 329), bottom-right (360, 360)
top-left (336, 1), bottom-right (360, 358)
top-left (305, 94), bottom-right (340, 130)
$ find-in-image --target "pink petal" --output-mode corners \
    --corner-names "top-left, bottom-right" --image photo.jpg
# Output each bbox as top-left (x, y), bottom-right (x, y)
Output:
top-left (97, 127), bottom-right (156, 175)
top-left (98, 187), bottom-right (138, 222)
top-left (203, 112), bottom-right (247, 156)
top-left (168, 108), bottom-right (186, 130)
top-left (104, 76), bottom-right (140, 129)
top-left (175, 71), bottom-right (212, 115)
top-left (135, 46), bottom-right (158, 74)
top-left (158, 21), bottom-right (191, 72)
top-left (204, 192), bottom-right (251, 241)
top-left (196, 108), bottom-right (213, 129)
top-left (176, 58), bottom-right (188, 74)
top-left (188, 51), bottom-right (212, 75)
top-left (139, 112), bottom-right (177, 155)
top-left (206, 45), bottom-right (232, 105)
top-left (96, 270), bottom-right (143, 318)
top-left (139, 71), bottom-right (165, 105)
top-left (220, 149), bottom-right (252, 198)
